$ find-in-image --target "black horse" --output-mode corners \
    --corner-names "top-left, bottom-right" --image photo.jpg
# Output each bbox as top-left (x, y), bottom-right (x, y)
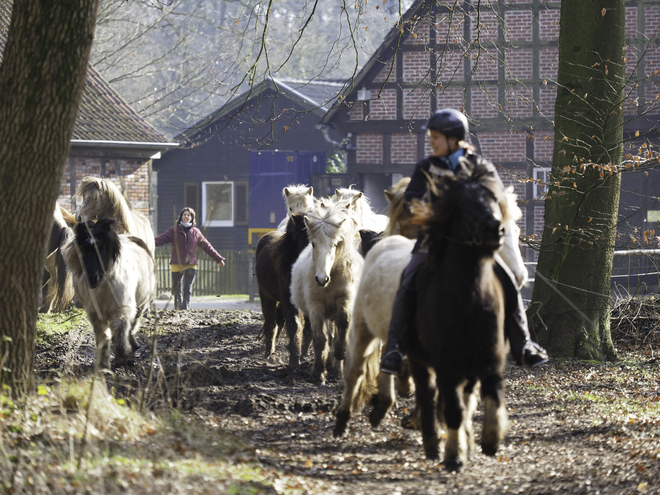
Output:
top-left (408, 162), bottom-right (511, 471)
top-left (255, 214), bottom-right (311, 366)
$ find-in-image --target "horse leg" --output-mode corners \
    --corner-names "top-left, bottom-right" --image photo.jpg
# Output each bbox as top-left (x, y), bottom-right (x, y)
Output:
top-left (409, 361), bottom-right (440, 460)
top-left (334, 317), bottom-right (377, 437)
top-left (90, 314), bottom-right (112, 372)
top-left (282, 300), bottom-right (302, 367)
top-left (397, 359), bottom-right (415, 398)
top-left (300, 314), bottom-right (312, 360)
top-left (463, 378), bottom-right (480, 461)
top-left (440, 377), bottom-right (468, 472)
top-left (369, 370), bottom-right (395, 429)
top-left (310, 314), bottom-right (329, 386)
top-left (259, 293), bottom-right (279, 361)
top-left (111, 312), bottom-right (136, 369)
top-left (128, 304), bottom-right (147, 352)
top-left (332, 305), bottom-right (350, 362)
top-left (480, 374), bottom-right (508, 456)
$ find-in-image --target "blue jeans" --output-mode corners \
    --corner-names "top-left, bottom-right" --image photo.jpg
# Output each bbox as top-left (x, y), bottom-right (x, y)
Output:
top-left (172, 268), bottom-right (197, 310)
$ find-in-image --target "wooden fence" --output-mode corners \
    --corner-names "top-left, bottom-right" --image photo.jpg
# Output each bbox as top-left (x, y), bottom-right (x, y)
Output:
top-left (155, 247), bottom-right (253, 296)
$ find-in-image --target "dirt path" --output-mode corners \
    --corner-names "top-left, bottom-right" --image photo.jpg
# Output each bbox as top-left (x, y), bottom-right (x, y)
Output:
top-left (36, 309), bottom-right (660, 494)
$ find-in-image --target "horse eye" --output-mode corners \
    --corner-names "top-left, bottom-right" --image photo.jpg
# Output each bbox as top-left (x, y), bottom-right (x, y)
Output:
top-left (289, 207), bottom-right (293, 212)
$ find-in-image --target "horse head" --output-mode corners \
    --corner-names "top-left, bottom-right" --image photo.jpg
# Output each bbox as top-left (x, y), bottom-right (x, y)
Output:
top-left (384, 177), bottom-right (417, 239)
top-left (422, 167), bottom-right (508, 256)
top-left (75, 177), bottom-right (135, 234)
top-left (283, 184), bottom-right (315, 215)
top-left (74, 219), bottom-right (122, 288)
top-left (303, 206), bottom-right (356, 288)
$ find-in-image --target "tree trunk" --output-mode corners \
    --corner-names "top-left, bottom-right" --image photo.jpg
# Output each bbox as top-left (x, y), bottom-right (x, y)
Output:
top-left (528, 1), bottom-right (624, 361)
top-left (0, 0), bottom-right (99, 397)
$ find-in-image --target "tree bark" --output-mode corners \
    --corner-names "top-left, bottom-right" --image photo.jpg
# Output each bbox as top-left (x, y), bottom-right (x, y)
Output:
top-left (0, 0), bottom-right (99, 397)
top-left (528, 1), bottom-right (624, 361)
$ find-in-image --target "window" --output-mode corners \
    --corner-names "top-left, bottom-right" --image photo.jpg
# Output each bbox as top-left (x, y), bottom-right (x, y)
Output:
top-left (234, 182), bottom-right (248, 226)
top-left (202, 181), bottom-right (234, 227)
top-left (533, 167), bottom-right (551, 199)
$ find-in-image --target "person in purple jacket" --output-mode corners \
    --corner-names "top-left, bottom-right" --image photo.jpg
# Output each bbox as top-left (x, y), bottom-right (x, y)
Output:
top-left (155, 207), bottom-right (225, 310)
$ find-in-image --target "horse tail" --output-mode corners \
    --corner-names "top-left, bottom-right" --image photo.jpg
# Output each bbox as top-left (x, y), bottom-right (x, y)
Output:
top-left (352, 338), bottom-right (381, 413)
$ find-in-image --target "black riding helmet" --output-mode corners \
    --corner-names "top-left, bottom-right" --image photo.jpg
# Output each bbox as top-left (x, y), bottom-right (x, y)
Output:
top-left (423, 108), bottom-right (469, 141)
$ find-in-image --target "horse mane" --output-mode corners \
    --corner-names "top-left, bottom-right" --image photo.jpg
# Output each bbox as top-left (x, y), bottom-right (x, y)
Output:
top-left (72, 219), bottom-right (122, 289)
top-left (304, 202), bottom-right (356, 247)
top-left (76, 177), bottom-right (136, 234)
top-left (416, 161), bottom-right (512, 254)
top-left (384, 177), bottom-right (411, 237)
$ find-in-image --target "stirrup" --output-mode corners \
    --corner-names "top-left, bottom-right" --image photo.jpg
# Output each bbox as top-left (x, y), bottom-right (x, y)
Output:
top-left (380, 350), bottom-right (404, 376)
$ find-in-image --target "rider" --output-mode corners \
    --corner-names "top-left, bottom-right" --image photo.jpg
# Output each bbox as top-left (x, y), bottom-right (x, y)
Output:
top-left (380, 108), bottom-right (548, 375)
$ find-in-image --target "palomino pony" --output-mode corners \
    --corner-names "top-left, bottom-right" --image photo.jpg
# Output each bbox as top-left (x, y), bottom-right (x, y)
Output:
top-left (408, 162), bottom-right (512, 471)
top-left (75, 177), bottom-right (156, 254)
top-left (63, 219), bottom-right (157, 370)
top-left (40, 205), bottom-right (76, 312)
top-left (383, 177), bottom-right (418, 239)
top-left (255, 214), bottom-right (311, 366)
top-left (290, 203), bottom-right (363, 385)
top-left (276, 185), bottom-right (315, 232)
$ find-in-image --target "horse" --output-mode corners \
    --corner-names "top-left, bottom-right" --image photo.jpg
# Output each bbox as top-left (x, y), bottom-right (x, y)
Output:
top-left (407, 162), bottom-right (512, 471)
top-left (333, 187), bottom-right (389, 233)
top-left (40, 205), bottom-right (76, 312)
top-left (255, 214), bottom-right (311, 366)
top-left (75, 176), bottom-right (156, 254)
top-left (383, 177), bottom-right (418, 239)
top-left (276, 185), bottom-right (315, 232)
top-left (333, 234), bottom-right (415, 438)
top-left (290, 203), bottom-right (363, 385)
top-left (62, 219), bottom-right (157, 371)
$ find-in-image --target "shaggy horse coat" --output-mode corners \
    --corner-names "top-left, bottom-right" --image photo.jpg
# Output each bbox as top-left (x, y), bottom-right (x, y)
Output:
top-left (255, 215), bottom-right (310, 366)
top-left (290, 204), bottom-right (363, 385)
top-left (40, 205), bottom-right (76, 313)
top-left (63, 219), bottom-right (156, 370)
top-left (75, 177), bottom-right (156, 254)
top-left (276, 185), bottom-right (316, 232)
top-left (408, 164), bottom-right (511, 471)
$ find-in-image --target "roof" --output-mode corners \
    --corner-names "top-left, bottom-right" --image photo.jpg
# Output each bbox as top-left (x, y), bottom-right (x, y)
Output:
top-left (0, 2), bottom-right (173, 147)
top-left (174, 77), bottom-right (343, 143)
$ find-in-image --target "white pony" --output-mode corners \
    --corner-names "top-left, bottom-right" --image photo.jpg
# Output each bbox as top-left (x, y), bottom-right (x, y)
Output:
top-left (333, 187), bottom-right (389, 233)
top-left (63, 219), bottom-right (156, 371)
top-left (334, 185), bottom-right (526, 436)
top-left (290, 203), bottom-right (363, 385)
top-left (277, 185), bottom-right (315, 232)
top-left (498, 188), bottom-right (528, 289)
top-left (75, 176), bottom-right (156, 254)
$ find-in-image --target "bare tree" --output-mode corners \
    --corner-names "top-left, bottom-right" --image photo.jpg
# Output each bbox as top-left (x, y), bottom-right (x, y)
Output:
top-left (0, 0), bottom-right (99, 397)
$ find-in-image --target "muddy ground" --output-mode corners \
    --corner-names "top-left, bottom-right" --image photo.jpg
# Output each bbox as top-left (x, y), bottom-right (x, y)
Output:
top-left (36, 307), bottom-right (660, 494)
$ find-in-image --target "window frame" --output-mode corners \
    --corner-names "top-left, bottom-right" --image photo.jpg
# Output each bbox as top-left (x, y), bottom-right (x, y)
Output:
top-left (201, 181), bottom-right (234, 227)
top-left (533, 166), bottom-right (551, 199)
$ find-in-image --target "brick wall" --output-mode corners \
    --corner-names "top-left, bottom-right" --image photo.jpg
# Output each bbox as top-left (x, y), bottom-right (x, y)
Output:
top-left (403, 51), bottom-right (431, 82)
top-left (368, 88), bottom-right (397, 120)
top-left (505, 48), bottom-right (533, 80)
top-left (471, 86), bottom-right (499, 119)
top-left (349, 102), bottom-right (364, 122)
top-left (505, 10), bottom-right (533, 41)
top-left (59, 157), bottom-right (151, 215)
top-left (373, 59), bottom-right (397, 84)
top-left (470, 47), bottom-right (499, 81)
top-left (539, 47), bottom-right (558, 81)
top-left (534, 131), bottom-right (555, 162)
top-left (391, 133), bottom-right (418, 164)
top-left (356, 134), bottom-right (383, 163)
top-left (469, 10), bottom-right (499, 42)
top-left (646, 5), bottom-right (660, 34)
top-left (436, 87), bottom-right (464, 110)
top-left (539, 9), bottom-right (560, 41)
top-left (478, 132), bottom-right (527, 163)
top-left (437, 49), bottom-right (464, 83)
top-left (435, 11), bottom-right (465, 45)
top-left (538, 85), bottom-right (557, 115)
top-left (404, 18), bottom-right (430, 45)
top-left (403, 85), bottom-right (432, 120)
top-left (505, 86), bottom-right (534, 118)
top-left (626, 6), bottom-right (638, 39)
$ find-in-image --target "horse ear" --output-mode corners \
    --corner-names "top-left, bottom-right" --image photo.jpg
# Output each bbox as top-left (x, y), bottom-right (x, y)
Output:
top-left (303, 215), bottom-right (311, 230)
top-left (284, 187), bottom-right (291, 197)
top-left (384, 189), bottom-right (394, 202)
top-left (306, 187), bottom-right (313, 196)
top-left (335, 188), bottom-right (340, 197)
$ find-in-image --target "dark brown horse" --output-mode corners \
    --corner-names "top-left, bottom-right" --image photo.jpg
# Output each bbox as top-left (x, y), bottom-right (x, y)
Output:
top-left (255, 214), bottom-right (311, 366)
top-left (407, 162), bottom-right (511, 471)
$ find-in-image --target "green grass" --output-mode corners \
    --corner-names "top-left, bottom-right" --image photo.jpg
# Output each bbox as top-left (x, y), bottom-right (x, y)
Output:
top-left (36, 309), bottom-right (89, 346)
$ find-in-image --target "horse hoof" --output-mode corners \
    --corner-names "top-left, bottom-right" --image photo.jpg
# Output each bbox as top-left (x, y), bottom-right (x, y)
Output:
top-left (444, 458), bottom-right (463, 472)
top-left (333, 411), bottom-right (349, 437)
top-left (424, 447), bottom-right (440, 461)
top-left (368, 406), bottom-right (389, 428)
top-left (481, 443), bottom-right (499, 457)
